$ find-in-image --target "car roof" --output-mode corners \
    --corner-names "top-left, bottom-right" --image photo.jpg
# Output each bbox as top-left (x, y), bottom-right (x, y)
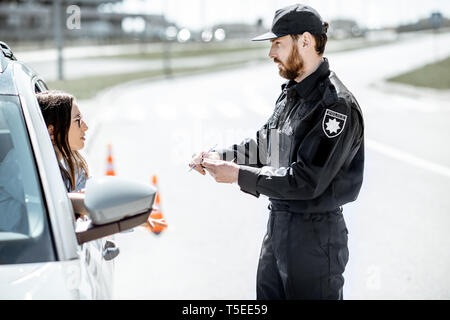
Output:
top-left (0, 41), bottom-right (42, 96)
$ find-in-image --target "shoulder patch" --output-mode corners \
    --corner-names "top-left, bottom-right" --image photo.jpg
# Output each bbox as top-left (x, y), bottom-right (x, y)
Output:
top-left (322, 109), bottom-right (347, 138)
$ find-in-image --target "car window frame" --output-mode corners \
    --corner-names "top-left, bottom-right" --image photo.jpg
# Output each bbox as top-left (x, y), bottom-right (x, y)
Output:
top-left (14, 64), bottom-right (79, 261)
top-left (0, 94), bottom-right (57, 264)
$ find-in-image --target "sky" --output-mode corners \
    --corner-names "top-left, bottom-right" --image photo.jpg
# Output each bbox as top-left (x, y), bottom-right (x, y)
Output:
top-left (108, 0), bottom-right (450, 30)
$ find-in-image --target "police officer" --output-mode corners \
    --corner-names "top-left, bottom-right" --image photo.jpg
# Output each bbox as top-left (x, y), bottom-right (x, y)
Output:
top-left (189, 4), bottom-right (364, 300)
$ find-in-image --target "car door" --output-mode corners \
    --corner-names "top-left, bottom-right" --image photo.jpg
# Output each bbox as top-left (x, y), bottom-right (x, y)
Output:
top-left (75, 220), bottom-right (115, 300)
top-left (31, 76), bottom-right (114, 299)
top-left (1, 44), bottom-right (117, 299)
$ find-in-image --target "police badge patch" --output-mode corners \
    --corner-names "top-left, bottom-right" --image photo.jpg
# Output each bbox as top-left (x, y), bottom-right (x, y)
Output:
top-left (322, 109), bottom-right (347, 138)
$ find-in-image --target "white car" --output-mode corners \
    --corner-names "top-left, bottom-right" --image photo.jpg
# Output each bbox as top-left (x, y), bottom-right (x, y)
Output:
top-left (0, 42), bottom-right (156, 299)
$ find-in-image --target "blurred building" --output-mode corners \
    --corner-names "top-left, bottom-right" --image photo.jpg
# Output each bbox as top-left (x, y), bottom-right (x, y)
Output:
top-left (210, 22), bottom-right (265, 40)
top-left (187, 20), bottom-right (265, 43)
top-left (328, 19), bottom-right (365, 39)
top-left (396, 12), bottom-right (450, 33)
top-left (0, 0), bottom-right (177, 43)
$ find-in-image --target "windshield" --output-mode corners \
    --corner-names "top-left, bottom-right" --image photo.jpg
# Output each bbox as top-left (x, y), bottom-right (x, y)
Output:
top-left (0, 95), bottom-right (55, 264)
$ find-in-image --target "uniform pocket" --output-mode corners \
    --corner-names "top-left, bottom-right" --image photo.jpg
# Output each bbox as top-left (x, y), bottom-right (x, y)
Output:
top-left (275, 130), bottom-right (294, 168)
top-left (310, 217), bottom-right (330, 258)
top-left (328, 216), bottom-right (349, 274)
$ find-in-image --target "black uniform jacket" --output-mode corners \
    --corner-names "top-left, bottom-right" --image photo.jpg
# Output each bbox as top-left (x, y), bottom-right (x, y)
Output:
top-left (217, 58), bottom-right (364, 213)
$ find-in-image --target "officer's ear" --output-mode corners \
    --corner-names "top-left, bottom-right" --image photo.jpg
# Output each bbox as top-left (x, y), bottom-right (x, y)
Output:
top-left (300, 32), bottom-right (313, 49)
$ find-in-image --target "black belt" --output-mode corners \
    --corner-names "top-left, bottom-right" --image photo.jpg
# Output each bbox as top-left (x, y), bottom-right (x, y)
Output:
top-left (268, 202), bottom-right (342, 216)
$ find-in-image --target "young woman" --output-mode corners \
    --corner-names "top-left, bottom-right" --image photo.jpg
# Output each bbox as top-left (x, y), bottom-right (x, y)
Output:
top-left (37, 90), bottom-right (89, 216)
top-left (37, 90), bottom-right (167, 229)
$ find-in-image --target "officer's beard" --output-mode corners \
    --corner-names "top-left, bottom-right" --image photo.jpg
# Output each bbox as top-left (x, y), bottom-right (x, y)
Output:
top-left (275, 43), bottom-right (304, 80)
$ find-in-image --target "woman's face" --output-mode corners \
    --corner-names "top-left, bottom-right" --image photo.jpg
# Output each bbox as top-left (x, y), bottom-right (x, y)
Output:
top-left (68, 102), bottom-right (88, 151)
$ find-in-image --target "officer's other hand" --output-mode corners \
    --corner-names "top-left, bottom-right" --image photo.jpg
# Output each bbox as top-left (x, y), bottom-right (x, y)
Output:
top-left (189, 151), bottom-right (220, 175)
top-left (202, 158), bottom-right (239, 184)
top-left (189, 152), bottom-right (205, 175)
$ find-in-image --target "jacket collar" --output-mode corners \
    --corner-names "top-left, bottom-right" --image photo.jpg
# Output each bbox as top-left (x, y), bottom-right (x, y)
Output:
top-left (281, 57), bottom-right (330, 99)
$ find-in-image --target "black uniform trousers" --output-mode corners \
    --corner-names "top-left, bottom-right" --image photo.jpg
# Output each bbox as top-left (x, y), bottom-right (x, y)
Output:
top-left (256, 206), bottom-right (349, 300)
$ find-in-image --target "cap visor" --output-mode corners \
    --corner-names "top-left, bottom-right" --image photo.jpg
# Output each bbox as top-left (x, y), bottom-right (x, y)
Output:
top-left (251, 31), bottom-right (279, 41)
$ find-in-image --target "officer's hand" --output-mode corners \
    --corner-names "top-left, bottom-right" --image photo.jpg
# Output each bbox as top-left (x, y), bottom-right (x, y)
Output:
top-left (202, 158), bottom-right (239, 184)
top-left (189, 152), bottom-right (206, 175)
top-left (189, 151), bottom-right (220, 175)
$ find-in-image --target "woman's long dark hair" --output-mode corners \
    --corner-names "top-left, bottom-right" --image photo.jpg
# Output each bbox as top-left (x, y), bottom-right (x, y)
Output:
top-left (37, 90), bottom-right (88, 191)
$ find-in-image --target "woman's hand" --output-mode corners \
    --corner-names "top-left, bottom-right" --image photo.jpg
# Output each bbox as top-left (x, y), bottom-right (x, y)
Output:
top-left (68, 192), bottom-right (88, 218)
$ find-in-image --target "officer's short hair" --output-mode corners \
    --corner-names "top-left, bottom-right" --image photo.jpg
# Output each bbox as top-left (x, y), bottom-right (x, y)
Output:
top-left (291, 22), bottom-right (329, 56)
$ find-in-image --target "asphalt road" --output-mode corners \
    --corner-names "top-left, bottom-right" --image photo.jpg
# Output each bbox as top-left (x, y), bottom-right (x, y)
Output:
top-left (80, 31), bottom-right (450, 299)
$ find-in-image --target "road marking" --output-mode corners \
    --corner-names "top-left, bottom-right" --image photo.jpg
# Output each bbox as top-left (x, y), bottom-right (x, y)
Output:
top-left (366, 139), bottom-right (450, 179)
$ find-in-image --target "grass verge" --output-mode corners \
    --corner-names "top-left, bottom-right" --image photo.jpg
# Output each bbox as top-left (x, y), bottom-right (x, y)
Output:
top-left (98, 44), bottom-right (266, 60)
top-left (48, 59), bottom-right (265, 100)
top-left (388, 56), bottom-right (450, 90)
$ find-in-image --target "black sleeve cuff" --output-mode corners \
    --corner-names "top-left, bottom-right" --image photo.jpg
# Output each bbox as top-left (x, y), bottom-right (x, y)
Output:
top-left (238, 166), bottom-right (261, 198)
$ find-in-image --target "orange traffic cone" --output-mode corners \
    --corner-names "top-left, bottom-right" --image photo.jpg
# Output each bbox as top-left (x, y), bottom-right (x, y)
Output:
top-left (143, 175), bottom-right (168, 235)
top-left (105, 144), bottom-right (115, 176)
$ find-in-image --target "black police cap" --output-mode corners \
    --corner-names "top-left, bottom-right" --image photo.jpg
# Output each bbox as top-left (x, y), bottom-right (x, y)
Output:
top-left (252, 4), bottom-right (327, 41)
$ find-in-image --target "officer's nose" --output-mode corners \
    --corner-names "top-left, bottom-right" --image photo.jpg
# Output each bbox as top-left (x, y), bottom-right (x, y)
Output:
top-left (268, 44), bottom-right (277, 59)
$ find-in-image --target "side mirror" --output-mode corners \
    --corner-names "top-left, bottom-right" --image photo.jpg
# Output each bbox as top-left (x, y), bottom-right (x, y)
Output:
top-left (75, 176), bottom-right (156, 245)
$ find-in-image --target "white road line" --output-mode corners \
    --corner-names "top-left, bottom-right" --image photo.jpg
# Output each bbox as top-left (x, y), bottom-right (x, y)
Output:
top-left (366, 138), bottom-right (450, 179)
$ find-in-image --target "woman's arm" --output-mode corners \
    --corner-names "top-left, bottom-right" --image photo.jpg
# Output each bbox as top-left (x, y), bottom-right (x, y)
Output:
top-left (68, 192), bottom-right (88, 218)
